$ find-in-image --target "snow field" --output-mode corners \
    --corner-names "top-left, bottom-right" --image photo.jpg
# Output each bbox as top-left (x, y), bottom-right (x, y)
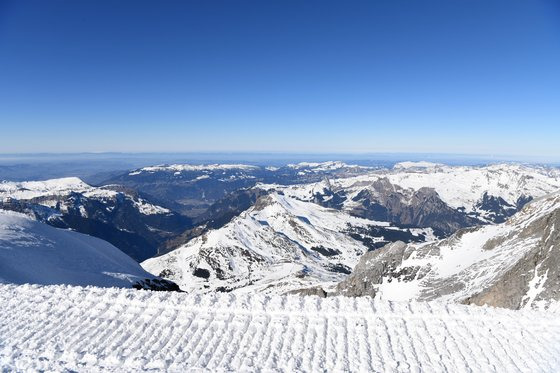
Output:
top-left (1, 284), bottom-right (559, 372)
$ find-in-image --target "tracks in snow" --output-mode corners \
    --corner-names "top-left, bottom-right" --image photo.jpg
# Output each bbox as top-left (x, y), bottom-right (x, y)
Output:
top-left (1, 284), bottom-right (559, 372)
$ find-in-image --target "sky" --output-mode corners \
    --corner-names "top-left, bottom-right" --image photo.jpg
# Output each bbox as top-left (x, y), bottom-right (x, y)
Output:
top-left (1, 0), bottom-right (560, 158)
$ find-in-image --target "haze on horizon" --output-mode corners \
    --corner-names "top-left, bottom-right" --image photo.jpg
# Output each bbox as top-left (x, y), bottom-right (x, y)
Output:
top-left (1, 1), bottom-right (559, 158)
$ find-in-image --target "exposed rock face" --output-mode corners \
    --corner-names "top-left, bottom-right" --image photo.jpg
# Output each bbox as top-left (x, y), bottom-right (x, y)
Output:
top-left (464, 206), bottom-right (560, 309)
top-left (132, 278), bottom-right (182, 292)
top-left (345, 178), bottom-right (478, 236)
top-left (472, 192), bottom-right (531, 224)
top-left (335, 192), bottom-right (560, 310)
top-left (334, 241), bottom-right (409, 298)
top-left (288, 286), bottom-right (328, 298)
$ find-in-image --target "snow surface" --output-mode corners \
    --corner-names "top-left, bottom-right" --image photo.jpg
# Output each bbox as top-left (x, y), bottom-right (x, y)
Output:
top-left (384, 164), bottom-right (560, 212)
top-left (1, 283), bottom-right (559, 372)
top-left (0, 210), bottom-right (156, 288)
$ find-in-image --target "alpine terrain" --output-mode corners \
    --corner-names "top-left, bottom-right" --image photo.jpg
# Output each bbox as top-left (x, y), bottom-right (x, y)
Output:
top-left (2, 160), bottom-right (560, 372)
top-left (103, 162), bottom-right (375, 217)
top-left (0, 177), bottom-right (191, 261)
top-left (142, 192), bottom-right (434, 294)
top-left (336, 190), bottom-right (560, 309)
top-left (144, 162), bottom-right (560, 297)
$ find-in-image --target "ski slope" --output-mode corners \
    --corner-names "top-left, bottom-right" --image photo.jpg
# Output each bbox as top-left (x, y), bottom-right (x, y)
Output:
top-left (1, 284), bottom-right (559, 372)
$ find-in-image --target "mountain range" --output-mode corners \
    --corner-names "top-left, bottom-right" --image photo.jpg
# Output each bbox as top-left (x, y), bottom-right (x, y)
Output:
top-left (2, 161), bottom-right (560, 309)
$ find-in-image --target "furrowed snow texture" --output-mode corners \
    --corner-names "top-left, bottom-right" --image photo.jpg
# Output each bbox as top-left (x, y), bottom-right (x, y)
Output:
top-left (1, 284), bottom-right (559, 372)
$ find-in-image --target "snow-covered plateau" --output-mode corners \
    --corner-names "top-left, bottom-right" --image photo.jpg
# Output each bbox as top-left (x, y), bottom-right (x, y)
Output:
top-left (1, 283), bottom-right (559, 372)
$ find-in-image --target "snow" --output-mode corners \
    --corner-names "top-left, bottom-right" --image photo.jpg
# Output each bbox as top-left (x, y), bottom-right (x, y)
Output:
top-left (1, 283), bottom-right (559, 372)
top-left (522, 263), bottom-right (549, 310)
top-left (268, 163), bottom-right (560, 216)
top-left (133, 198), bottom-right (171, 215)
top-left (0, 177), bottom-right (172, 216)
top-left (385, 163), bottom-right (560, 212)
top-left (129, 163), bottom-right (259, 175)
top-left (286, 161), bottom-right (368, 172)
top-left (377, 278), bottom-right (422, 301)
top-left (0, 210), bottom-right (156, 288)
top-left (432, 224), bottom-right (504, 277)
top-left (393, 161), bottom-right (443, 169)
top-left (0, 177), bottom-right (90, 200)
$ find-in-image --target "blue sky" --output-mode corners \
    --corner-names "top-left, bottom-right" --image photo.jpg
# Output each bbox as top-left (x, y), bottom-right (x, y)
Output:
top-left (1, 0), bottom-right (559, 158)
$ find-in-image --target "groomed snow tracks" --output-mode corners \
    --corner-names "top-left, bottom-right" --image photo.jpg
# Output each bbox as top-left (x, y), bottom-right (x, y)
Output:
top-left (1, 284), bottom-right (559, 372)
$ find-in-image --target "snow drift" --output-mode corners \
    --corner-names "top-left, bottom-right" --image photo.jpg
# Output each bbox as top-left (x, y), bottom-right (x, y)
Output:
top-left (1, 283), bottom-right (559, 372)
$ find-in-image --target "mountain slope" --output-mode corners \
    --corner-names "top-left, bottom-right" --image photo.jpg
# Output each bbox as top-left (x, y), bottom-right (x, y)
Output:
top-left (0, 177), bottom-right (191, 261)
top-left (142, 192), bottom-right (434, 294)
top-left (0, 210), bottom-right (177, 290)
top-left (336, 190), bottom-right (560, 310)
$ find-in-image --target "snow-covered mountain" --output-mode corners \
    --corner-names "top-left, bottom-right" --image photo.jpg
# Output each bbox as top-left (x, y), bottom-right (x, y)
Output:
top-left (140, 162), bottom-right (560, 296)
top-left (142, 192), bottom-right (434, 294)
top-left (0, 210), bottom-right (177, 290)
top-left (0, 177), bottom-right (191, 261)
top-left (0, 177), bottom-right (173, 215)
top-left (129, 163), bottom-right (260, 175)
top-left (267, 162), bottom-right (560, 234)
top-left (335, 190), bottom-right (560, 310)
top-left (286, 161), bottom-right (371, 173)
top-left (104, 162), bottom-right (375, 218)
top-left (386, 162), bottom-right (560, 216)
